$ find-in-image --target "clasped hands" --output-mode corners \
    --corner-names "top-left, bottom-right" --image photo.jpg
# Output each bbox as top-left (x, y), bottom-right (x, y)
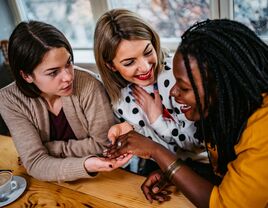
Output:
top-left (104, 121), bottom-right (172, 203)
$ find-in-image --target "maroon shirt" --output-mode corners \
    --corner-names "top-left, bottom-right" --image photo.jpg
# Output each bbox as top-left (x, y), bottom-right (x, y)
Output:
top-left (49, 108), bottom-right (77, 141)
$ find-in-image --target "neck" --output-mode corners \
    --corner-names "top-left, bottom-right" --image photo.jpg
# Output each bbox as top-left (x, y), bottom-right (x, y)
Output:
top-left (42, 94), bottom-right (62, 115)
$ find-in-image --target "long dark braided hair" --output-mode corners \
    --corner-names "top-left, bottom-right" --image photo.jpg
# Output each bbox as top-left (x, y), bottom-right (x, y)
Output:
top-left (177, 19), bottom-right (268, 174)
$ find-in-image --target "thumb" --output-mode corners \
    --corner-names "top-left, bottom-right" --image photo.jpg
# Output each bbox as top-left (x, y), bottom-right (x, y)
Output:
top-left (108, 126), bottom-right (119, 144)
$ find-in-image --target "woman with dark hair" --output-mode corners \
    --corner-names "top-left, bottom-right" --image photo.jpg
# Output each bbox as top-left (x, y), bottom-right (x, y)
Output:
top-left (0, 21), bottom-right (131, 182)
top-left (107, 19), bottom-right (268, 207)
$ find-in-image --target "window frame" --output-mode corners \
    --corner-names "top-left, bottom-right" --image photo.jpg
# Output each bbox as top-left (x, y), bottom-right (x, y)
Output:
top-left (12, 0), bottom-right (268, 63)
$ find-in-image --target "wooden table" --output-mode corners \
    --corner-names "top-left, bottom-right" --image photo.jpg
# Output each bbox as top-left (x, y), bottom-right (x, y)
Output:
top-left (0, 135), bottom-right (195, 207)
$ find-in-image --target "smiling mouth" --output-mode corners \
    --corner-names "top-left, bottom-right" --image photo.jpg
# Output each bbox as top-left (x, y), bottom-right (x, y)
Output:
top-left (135, 67), bottom-right (153, 81)
top-left (180, 104), bottom-right (191, 113)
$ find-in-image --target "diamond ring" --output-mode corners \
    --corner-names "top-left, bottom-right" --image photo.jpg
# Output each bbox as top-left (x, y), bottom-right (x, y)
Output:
top-left (117, 141), bottom-right (122, 148)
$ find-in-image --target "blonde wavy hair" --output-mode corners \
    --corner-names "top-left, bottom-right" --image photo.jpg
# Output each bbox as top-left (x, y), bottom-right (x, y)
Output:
top-left (94, 9), bottom-right (165, 104)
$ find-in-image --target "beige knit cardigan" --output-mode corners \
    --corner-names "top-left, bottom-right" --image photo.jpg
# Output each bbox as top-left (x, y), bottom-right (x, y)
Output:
top-left (0, 68), bottom-right (115, 182)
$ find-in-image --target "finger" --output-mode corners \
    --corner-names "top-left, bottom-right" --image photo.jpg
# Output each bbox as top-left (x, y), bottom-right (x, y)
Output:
top-left (142, 187), bottom-right (153, 203)
top-left (113, 154), bottom-right (133, 169)
top-left (153, 89), bottom-right (161, 103)
top-left (152, 194), bottom-right (165, 202)
top-left (141, 171), bottom-right (162, 202)
top-left (120, 121), bottom-right (134, 134)
top-left (152, 177), bottom-right (168, 194)
top-left (152, 193), bottom-right (171, 203)
top-left (132, 85), bottom-right (152, 100)
top-left (107, 126), bottom-right (120, 144)
top-left (132, 88), bottom-right (143, 104)
top-left (107, 138), bottom-right (128, 158)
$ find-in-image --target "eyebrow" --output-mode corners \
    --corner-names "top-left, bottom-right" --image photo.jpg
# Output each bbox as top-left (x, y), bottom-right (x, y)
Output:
top-left (176, 77), bottom-right (191, 86)
top-left (119, 43), bottom-right (151, 63)
top-left (44, 56), bottom-right (71, 72)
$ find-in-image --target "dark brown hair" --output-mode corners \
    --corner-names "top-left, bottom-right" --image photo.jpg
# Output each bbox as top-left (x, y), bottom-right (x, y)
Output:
top-left (8, 20), bottom-right (73, 97)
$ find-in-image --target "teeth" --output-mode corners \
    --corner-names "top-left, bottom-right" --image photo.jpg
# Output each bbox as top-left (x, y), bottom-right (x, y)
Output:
top-left (137, 66), bottom-right (152, 78)
top-left (181, 104), bottom-right (191, 110)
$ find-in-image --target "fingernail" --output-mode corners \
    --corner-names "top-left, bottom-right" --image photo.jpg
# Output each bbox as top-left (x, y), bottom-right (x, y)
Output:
top-left (152, 187), bottom-right (159, 193)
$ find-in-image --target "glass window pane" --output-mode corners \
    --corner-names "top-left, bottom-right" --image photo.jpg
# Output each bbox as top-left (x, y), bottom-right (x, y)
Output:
top-left (109, 0), bottom-right (210, 38)
top-left (21, 0), bottom-right (94, 49)
top-left (234, 0), bottom-right (268, 36)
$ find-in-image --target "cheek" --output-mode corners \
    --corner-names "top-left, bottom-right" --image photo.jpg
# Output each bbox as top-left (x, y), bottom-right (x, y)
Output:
top-left (151, 53), bottom-right (158, 63)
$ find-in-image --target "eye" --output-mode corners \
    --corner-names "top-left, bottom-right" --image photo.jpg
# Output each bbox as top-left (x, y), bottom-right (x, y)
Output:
top-left (144, 49), bottom-right (153, 56)
top-left (123, 60), bottom-right (134, 67)
top-left (181, 88), bottom-right (189, 92)
top-left (47, 70), bottom-right (58, 77)
top-left (66, 59), bottom-right (73, 68)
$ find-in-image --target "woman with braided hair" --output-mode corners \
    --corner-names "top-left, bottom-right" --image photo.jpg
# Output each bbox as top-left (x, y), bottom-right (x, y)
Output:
top-left (107, 19), bottom-right (268, 207)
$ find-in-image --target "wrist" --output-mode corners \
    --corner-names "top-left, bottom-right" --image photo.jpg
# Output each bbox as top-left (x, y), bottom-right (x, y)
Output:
top-left (149, 142), bottom-right (163, 159)
top-left (149, 112), bottom-right (162, 124)
top-left (84, 156), bottom-right (98, 173)
top-left (164, 159), bottom-right (183, 181)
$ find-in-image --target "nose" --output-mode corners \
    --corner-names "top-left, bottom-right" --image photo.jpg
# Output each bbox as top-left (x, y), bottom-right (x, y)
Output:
top-left (137, 58), bottom-right (150, 73)
top-left (170, 84), bottom-right (180, 98)
top-left (62, 67), bottom-right (73, 82)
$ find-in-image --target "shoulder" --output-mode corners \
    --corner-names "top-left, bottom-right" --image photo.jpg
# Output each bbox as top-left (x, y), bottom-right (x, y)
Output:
top-left (113, 85), bottom-right (132, 108)
top-left (157, 56), bottom-right (175, 93)
top-left (0, 82), bottom-right (36, 117)
top-left (73, 68), bottom-right (104, 96)
top-left (236, 93), bottom-right (268, 152)
top-left (0, 82), bottom-right (26, 104)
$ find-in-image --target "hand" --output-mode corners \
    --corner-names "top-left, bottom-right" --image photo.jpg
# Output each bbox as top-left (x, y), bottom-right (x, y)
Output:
top-left (84, 154), bottom-right (133, 172)
top-left (141, 170), bottom-right (172, 203)
top-left (132, 85), bottom-right (162, 124)
top-left (108, 122), bottom-right (133, 144)
top-left (107, 130), bottom-right (157, 159)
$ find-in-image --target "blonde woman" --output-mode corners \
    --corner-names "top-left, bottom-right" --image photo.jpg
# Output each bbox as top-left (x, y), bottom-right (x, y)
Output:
top-left (94, 9), bottom-right (207, 175)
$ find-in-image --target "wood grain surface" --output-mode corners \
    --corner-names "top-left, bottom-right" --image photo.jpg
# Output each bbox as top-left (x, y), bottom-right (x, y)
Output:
top-left (0, 135), bottom-right (195, 208)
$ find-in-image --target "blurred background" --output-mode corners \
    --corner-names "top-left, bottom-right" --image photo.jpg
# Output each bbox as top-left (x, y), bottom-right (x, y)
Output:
top-left (1, 0), bottom-right (268, 65)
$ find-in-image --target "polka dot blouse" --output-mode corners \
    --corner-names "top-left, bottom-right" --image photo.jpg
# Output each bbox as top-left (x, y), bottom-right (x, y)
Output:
top-left (113, 57), bottom-right (207, 161)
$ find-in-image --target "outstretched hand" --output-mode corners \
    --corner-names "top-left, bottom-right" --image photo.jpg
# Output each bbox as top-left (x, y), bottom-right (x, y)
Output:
top-left (106, 130), bottom-right (157, 159)
top-left (141, 170), bottom-right (172, 203)
top-left (84, 154), bottom-right (133, 172)
top-left (131, 85), bottom-right (162, 124)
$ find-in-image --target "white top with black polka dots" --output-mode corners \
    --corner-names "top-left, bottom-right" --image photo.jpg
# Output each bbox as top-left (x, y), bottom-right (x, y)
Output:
top-left (113, 57), bottom-right (207, 161)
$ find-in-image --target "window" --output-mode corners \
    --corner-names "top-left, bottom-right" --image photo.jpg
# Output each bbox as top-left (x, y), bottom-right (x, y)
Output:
top-left (13, 0), bottom-right (210, 51)
top-left (17, 0), bottom-right (94, 49)
top-left (233, 0), bottom-right (268, 37)
top-left (9, 0), bottom-right (268, 63)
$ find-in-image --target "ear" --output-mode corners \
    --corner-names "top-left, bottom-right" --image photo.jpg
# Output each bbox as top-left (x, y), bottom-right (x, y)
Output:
top-left (105, 63), bottom-right (117, 72)
top-left (20, 70), bottom-right (34, 83)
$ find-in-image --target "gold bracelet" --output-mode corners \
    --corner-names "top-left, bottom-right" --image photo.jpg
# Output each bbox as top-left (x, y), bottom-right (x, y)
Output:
top-left (165, 159), bottom-right (183, 181)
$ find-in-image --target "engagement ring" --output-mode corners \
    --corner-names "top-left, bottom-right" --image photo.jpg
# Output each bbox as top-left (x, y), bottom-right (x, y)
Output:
top-left (117, 141), bottom-right (122, 148)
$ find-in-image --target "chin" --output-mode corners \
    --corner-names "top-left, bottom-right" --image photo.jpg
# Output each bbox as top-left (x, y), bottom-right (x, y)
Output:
top-left (185, 113), bottom-right (200, 122)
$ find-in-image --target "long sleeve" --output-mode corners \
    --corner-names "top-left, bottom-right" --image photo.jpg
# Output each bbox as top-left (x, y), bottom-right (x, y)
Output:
top-left (0, 70), bottom-right (115, 182)
top-left (210, 95), bottom-right (268, 207)
top-left (150, 113), bottom-right (200, 150)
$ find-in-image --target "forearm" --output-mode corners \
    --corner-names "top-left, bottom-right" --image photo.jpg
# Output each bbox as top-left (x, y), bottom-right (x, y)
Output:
top-left (45, 137), bottom-right (106, 158)
top-left (151, 144), bottom-right (213, 208)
